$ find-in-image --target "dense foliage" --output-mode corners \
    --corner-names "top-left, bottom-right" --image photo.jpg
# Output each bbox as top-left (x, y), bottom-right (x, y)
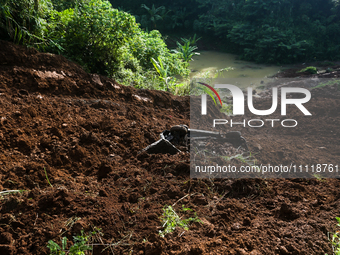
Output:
top-left (111, 0), bottom-right (340, 64)
top-left (0, 0), bottom-right (55, 49)
top-left (0, 0), bottom-right (190, 91)
top-left (2, 0), bottom-right (340, 91)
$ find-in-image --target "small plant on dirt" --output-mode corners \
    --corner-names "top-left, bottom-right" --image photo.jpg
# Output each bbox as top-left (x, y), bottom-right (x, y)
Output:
top-left (326, 217), bottom-right (340, 255)
top-left (47, 229), bottom-right (97, 255)
top-left (44, 167), bottom-right (53, 187)
top-left (221, 152), bottom-right (256, 165)
top-left (220, 104), bottom-right (233, 115)
top-left (159, 205), bottom-right (201, 238)
top-left (313, 173), bottom-right (327, 182)
top-left (297, 66), bottom-right (318, 74)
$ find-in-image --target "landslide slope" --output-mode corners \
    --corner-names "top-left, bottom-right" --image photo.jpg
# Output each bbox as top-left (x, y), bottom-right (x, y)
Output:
top-left (0, 41), bottom-right (339, 255)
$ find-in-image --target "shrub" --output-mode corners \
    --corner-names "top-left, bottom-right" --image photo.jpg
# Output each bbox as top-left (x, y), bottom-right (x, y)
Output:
top-left (61, 0), bottom-right (138, 76)
top-left (1, 0), bottom-right (190, 92)
top-left (0, 0), bottom-right (55, 49)
top-left (297, 66), bottom-right (318, 74)
top-left (125, 30), bottom-right (189, 77)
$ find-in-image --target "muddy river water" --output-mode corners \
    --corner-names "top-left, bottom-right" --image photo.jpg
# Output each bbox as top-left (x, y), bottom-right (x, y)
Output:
top-left (189, 51), bottom-right (288, 89)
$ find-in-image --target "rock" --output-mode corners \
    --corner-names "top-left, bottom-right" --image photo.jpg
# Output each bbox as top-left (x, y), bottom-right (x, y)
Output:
top-left (92, 74), bottom-right (103, 86)
top-left (231, 223), bottom-right (241, 230)
top-left (34, 70), bottom-right (64, 80)
top-left (249, 250), bottom-right (262, 255)
top-left (278, 245), bottom-right (289, 254)
top-left (236, 248), bottom-right (247, 255)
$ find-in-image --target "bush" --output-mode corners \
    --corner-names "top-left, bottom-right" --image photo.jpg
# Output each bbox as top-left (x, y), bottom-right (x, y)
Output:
top-left (0, 0), bottom-right (55, 49)
top-left (60, 0), bottom-right (138, 76)
top-left (111, 29), bottom-right (189, 90)
top-left (0, 0), bottom-right (190, 91)
top-left (125, 30), bottom-right (189, 77)
top-left (297, 66), bottom-right (318, 74)
top-left (49, 0), bottom-right (189, 90)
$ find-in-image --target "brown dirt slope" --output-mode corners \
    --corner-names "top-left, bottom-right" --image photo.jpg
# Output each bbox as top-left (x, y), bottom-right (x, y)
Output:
top-left (0, 40), bottom-right (339, 255)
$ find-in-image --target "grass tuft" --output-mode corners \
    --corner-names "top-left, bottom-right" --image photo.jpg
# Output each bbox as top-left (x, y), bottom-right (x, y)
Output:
top-left (44, 167), bottom-right (53, 187)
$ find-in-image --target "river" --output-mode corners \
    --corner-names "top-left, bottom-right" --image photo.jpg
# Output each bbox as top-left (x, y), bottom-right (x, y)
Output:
top-left (189, 51), bottom-right (286, 89)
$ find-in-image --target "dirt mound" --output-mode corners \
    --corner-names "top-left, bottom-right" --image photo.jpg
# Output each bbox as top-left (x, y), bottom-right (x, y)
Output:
top-left (0, 41), bottom-right (339, 254)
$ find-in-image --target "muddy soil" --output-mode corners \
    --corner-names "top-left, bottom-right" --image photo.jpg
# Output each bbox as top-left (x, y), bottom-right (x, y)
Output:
top-left (0, 40), bottom-right (339, 255)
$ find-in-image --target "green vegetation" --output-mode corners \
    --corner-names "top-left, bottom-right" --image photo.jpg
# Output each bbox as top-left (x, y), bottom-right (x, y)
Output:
top-left (159, 205), bottom-right (201, 238)
top-left (311, 79), bottom-right (340, 90)
top-left (140, 4), bottom-right (166, 29)
top-left (191, 67), bottom-right (233, 100)
top-left (44, 167), bottom-right (53, 187)
top-left (182, 34), bottom-right (201, 46)
top-left (47, 230), bottom-right (95, 255)
top-left (326, 217), bottom-right (340, 255)
top-left (0, 0), bottom-right (190, 92)
top-left (2, 0), bottom-right (340, 94)
top-left (220, 104), bottom-right (233, 116)
top-left (0, 0), bottom-right (56, 49)
top-left (312, 173), bottom-right (327, 181)
top-left (171, 35), bottom-right (201, 62)
top-left (172, 40), bottom-right (200, 62)
top-left (297, 66), bottom-right (318, 74)
top-left (111, 0), bottom-right (340, 64)
top-left (222, 152), bottom-right (257, 167)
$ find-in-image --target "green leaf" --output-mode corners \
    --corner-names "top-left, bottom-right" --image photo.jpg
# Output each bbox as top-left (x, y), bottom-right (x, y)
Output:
top-left (336, 217), bottom-right (340, 225)
top-left (61, 236), bottom-right (67, 250)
